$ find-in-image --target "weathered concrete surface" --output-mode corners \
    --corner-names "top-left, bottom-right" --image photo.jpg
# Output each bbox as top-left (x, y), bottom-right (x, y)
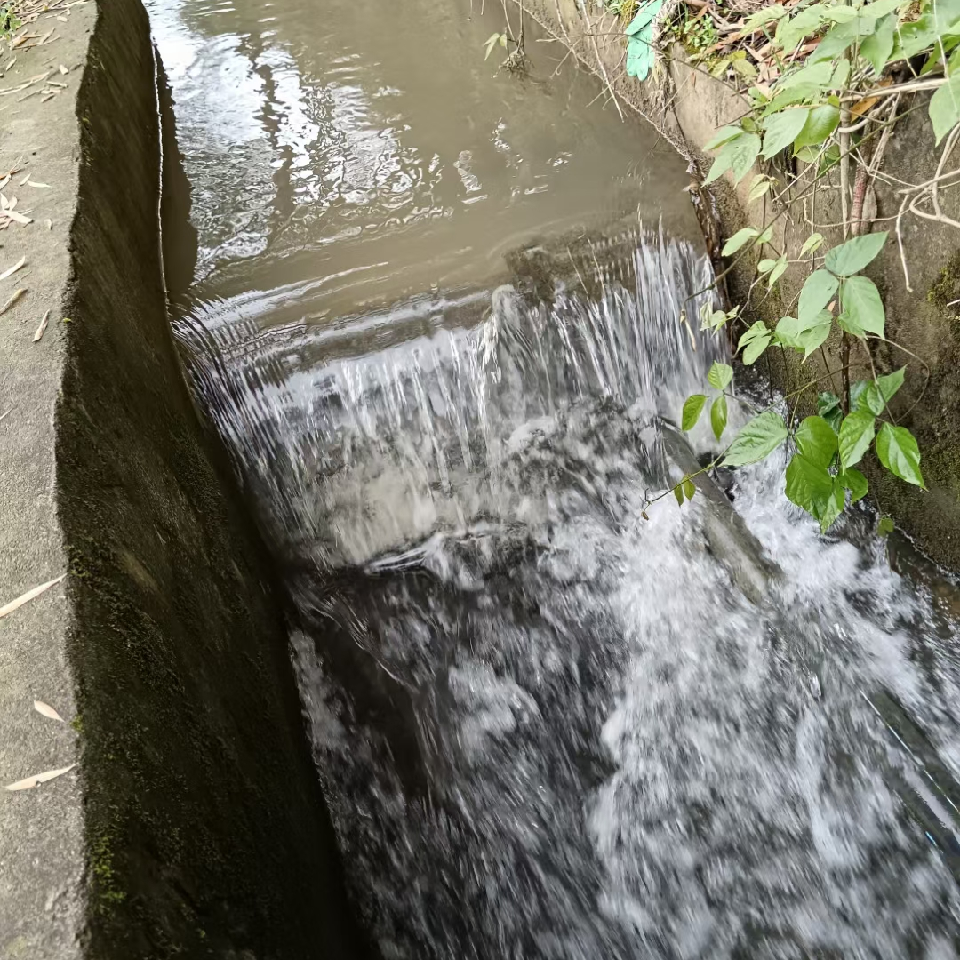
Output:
top-left (517, 0), bottom-right (960, 569)
top-left (0, 4), bottom-right (94, 956)
top-left (1, 0), bottom-right (371, 956)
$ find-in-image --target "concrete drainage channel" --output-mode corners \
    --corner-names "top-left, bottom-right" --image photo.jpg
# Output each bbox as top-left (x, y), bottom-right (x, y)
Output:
top-left (0, 0), bottom-right (370, 956)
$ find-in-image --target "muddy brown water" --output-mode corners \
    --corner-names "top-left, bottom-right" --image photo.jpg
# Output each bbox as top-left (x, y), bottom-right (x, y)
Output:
top-left (150, 0), bottom-right (960, 957)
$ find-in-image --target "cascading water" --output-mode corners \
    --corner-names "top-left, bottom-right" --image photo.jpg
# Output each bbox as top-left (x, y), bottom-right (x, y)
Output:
top-left (176, 228), bottom-right (960, 958)
top-left (149, 0), bottom-right (960, 950)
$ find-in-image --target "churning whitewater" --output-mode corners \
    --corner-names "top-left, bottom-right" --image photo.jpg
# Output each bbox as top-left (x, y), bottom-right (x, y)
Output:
top-left (177, 229), bottom-right (960, 959)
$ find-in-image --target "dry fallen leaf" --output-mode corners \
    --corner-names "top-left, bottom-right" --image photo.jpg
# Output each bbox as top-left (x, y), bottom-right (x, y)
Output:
top-left (45, 219), bottom-right (52, 230)
top-left (59, 64), bottom-right (68, 75)
top-left (5, 763), bottom-right (75, 791)
top-left (17, 173), bottom-right (30, 186)
top-left (0, 288), bottom-right (26, 315)
top-left (5, 210), bottom-right (32, 225)
top-left (33, 309), bottom-right (50, 342)
top-left (34, 700), bottom-right (64, 723)
top-left (0, 573), bottom-right (65, 620)
top-left (0, 256), bottom-right (26, 281)
top-left (27, 181), bottom-right (51, 189)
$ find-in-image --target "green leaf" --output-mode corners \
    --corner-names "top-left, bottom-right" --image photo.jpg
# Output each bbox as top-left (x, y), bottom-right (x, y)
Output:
top-left (800, 232), bottom-right (825, 256)
top-left (858, 0), bottom-right (905, 20)
top-left (748, 175), bottom-right (774, 203)
top-left (796, 415), bottom-right (839, 468)
top-left (775, 312), bottom-right (832, 358)
top-left (682, 394), bottom-right (707, 431)
top-left (855, 380), bottom-right (886, 416)
top-left (878, 516), bottom-right (895, 536)
top-left (755, 226), bottom-right (774, 246)
top-left (785, 452), bottom-right (840, 531)
top-left (930, 74), bottom-right (960, 146)
top-left (808, 24), bottom-right (857, 64)
top-left (738, 321), bottom-right (773, 364)
top-left (816, 480), bottom-right (846, 532)
top-left (777, 5), bottom-right (828, 50)
top-left (711, 394), bottom-right (728, 441)
top-left (819, 143), bottom-right (841, 174)
top-left (722, 228), bottom-right (760, 256)
top-left (877, 366), bottom-right (906, 403)
top-left (707, 362), bottom-right (733, 391)
top-left (839, 410), bottom-right (877, 468)
top-left (704, 132), bottom-right (762, 186)
top-left (674, 482), bottom-right (685, 506)
top-left (723, 411), bottom-right (789, 467)
top-left (798, 268), bottom-right (839, 323)
top-left (830, 60), bottom-right (851, 90)
top-left (794, 105), bottom-right (840, 150)
top-left (743, 3), bottom-right (787, 31)
top-left (849, 379), bottom-right (869, 412)
top-left (763, 85), bottom-right (825, 116)
top-left (860, 13), bottom-right (896, 74)
top-left (876, 422), bottom-right (924, 487)
top-left (838, 275), bottom-right (885, 338)
top-left (825, 232), bottom-right (888, 276)
top-left (762, 108), bottom-right (811, 159)
top-left (758, 258), bottom-right (777, 274)
top-left (822, 5), bottom-right (859, 23)
top-left (768, 256), bottom-right (789, 288)
top-left (704, 125), bottom-right (743, 150)
top-left (682, 477), bottom-right (696, 501)
top-left (778, 61), bottom-right (835, 91)
top-left (701, 308), bottom-right (728, 331)
top-left (840, 467), bottom-right (868, 502)
top-left (818, 391), bottom-right (843, 432)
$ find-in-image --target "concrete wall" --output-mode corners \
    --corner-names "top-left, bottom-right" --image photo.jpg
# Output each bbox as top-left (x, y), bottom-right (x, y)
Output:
top-left (0, 0), bottom-right (372, 956)
top-left (517, 0), bottom-right (960, 568)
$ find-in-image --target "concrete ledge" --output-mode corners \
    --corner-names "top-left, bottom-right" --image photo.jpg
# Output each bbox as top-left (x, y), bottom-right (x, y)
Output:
top-left (1, 0), bottom-right (369, 956)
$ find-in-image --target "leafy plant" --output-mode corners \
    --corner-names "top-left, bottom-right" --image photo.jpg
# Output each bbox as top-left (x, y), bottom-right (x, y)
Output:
top-left (484, 32), bottom-right (509, 60)
top-left (654, 0), bottom-right (960, 534)
top-left (1, 2), bottom-right (20, 39)
top-left (677, 229), bottom-right (925, 533)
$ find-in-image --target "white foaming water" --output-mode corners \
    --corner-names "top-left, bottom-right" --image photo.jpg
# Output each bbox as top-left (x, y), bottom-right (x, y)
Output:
top-left (176, 229), bottom-right (960, 959)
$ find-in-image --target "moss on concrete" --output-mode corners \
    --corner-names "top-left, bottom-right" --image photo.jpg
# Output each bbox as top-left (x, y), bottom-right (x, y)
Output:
top-left (927, 249), bottom-right (960, 315)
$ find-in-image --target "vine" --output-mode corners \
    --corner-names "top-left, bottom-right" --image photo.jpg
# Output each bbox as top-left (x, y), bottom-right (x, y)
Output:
top-left (646, 0), bottom-right (960, 533)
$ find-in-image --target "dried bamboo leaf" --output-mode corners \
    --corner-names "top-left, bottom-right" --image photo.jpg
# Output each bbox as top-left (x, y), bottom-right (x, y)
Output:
top-left (0, 288), bottom-right (26, 315)
top-left (0, 573), bottom-right (65, 619)
top-left (33, 309), bottom-right (50, 342)
top-left (5, 210), bottom-right (32, 225)
top-left (5, 763), bottom-right (75, 791)
top-left (34, 700), bottom-right (64, 723)
top-left (0, 256), bottom-right (26, 281)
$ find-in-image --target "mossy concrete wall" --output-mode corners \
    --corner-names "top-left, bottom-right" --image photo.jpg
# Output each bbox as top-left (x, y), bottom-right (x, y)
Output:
top-left (0, 0), bottom-right (371, 956)
top-left (518, 0), bottom-right (960, 569)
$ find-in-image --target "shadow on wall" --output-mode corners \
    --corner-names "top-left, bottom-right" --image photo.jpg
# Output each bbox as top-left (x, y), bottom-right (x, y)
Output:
top-left (54, 0), bottom-right (374, 956)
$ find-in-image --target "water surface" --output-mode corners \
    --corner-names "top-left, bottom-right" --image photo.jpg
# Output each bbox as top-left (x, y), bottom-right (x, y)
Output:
top-left (150, 0), bottom-right (960, 956)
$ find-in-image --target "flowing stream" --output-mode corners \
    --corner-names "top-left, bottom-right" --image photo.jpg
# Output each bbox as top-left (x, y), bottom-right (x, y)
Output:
top-left (150, 0), bottom-right (960, 955)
